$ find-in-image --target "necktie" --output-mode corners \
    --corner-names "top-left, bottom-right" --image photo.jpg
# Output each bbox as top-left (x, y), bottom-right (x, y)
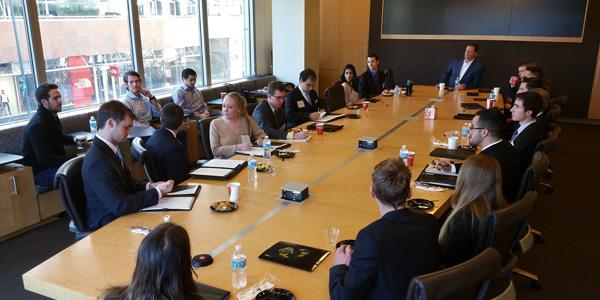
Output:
top-left (511, 129), bottom-right (519, 143)
top-left (115, 149), bottom-right (124, 168)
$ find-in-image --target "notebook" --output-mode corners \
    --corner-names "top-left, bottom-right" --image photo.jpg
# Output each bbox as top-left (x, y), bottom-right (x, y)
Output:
top-left (429, 147), bottom-right (476, 160)
top-left (316, 113), bottom-right (346, 123)
top-left (235, 142), bottom-right (291, 157)
top-left (167, 185), bottom-right (201, 197)
top-left (141, 196), bottom-right (197, 211)
top-left (306, 123), bottom-right (344, 132)
top-left (258, 241), bottom-right (330, 272)
top-left (189, 159), bottom-right (246, 179)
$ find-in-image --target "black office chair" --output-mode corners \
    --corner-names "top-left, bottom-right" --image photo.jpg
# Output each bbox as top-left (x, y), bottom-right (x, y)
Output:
top-left (130, 137), bottom-right (161, 182)
top-left (198, 116), bottom-right (218, 160)
top-left (489, 191), bottom-right (539, 294)
top-left (517, 151), bottom-right (551, 199)
top-left (283, 82), bottom-right (295, 92)
top-left (55, 156), bottom-right (91, 240)
top-left (548, 95), bottom-right (567, 107)
top-left (247, 102), bottom-right (258, 116)
top-left (325, 84), bottom-right (346, 112)
top-left (406, 248), bottom-right (503, 300)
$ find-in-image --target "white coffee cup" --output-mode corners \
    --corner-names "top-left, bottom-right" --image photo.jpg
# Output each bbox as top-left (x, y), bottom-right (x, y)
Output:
top-left (438, 83), bottom-right (445, 98)
top-left (493, 87), bottom-right (500, 97)
top-left (227, 182), bottom-right (241, 202)
top-left (448, 136), bottom-right (458, 150)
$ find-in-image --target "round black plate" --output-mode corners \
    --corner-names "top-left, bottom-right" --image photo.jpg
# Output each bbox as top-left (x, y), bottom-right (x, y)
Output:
top-left (407, 198), bottom-right (434, 210)
top-left (335, 239), bottom-right (355, 249)
top-left (210, 201), bottom-right (238, 212)
top-left (255, 288), bottom-right (296, 300)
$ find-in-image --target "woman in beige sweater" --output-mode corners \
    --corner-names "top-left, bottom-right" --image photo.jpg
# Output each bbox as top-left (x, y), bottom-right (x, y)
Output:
top-left (209, 92), bottom-right (265, 158)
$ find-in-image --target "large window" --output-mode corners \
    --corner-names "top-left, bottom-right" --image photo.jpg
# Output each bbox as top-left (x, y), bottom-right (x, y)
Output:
top-left (0, 0), bottom-right (257, 127)
top-left (0, 1), bottom-right (37, 124)
top-left (139, 0), bottom-right (205, 94)
top-left (37, 0), bottom-right (132, 112)
top-left (207, 0), bottom-right (252, 84)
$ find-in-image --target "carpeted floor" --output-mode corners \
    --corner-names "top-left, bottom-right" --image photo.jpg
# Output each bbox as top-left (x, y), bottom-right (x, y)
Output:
top-left (1, 122), bottom-right (598, 299)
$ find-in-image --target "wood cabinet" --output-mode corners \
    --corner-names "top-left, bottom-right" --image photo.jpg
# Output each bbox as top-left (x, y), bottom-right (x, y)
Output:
top-left (0, 164), bottom-right (40, 238)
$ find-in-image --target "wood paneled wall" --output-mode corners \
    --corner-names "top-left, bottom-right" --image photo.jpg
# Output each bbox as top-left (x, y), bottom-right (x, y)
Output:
top-left (318, 0), bottom-right (371, 96)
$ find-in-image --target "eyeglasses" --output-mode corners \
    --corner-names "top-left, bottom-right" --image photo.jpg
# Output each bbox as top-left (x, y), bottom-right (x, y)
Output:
top-left (469, 125), bottom-right (485, 130)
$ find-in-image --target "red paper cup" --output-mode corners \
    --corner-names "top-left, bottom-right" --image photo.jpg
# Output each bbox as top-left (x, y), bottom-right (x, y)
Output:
top-left (316, 123), bottom-right (325, 135)
top-left (362, 101), bottom-right (370, 110)
top-left (407, 152), bottom-right (415, 167)
top-left (220, 92), bottom-right (227, 99)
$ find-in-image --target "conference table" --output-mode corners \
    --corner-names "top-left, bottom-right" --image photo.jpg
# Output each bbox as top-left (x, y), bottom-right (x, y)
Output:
top-left (22, 86), bottom-right (501, 299)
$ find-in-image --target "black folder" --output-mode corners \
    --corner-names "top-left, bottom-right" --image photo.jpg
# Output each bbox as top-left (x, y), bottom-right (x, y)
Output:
top-left (460, 103), bottom-right (484, 110)
top-left (258, 241), bottom-right (330, 272)
top-left (429, 147), bottom-right (476, 160)
top-left (415, 167), bottom-right (457, 189)
top-left (306, 123), bottom-right (344, 132)
top-left (453, 113), bottom-right (475, 120)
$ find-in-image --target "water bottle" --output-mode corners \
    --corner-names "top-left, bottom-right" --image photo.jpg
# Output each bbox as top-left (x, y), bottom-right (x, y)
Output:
top-left (231, 244), bottom-right (247, 289)
top-left (399, 145), bottom-right (409, 165)
top-left (89, 116), bottom-right (97, 136)
top-left (248, 153), bottom-right (257, 183)
top-left (454, 76), bottom-right (460, 89)
top-left (262, 136), bottom-right (272, 173)
top-left (461, 123), bottom-right (470, 148)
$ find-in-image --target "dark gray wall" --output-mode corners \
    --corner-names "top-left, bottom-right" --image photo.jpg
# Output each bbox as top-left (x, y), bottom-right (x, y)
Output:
top-left (369, 0), bottom-right (600, 118)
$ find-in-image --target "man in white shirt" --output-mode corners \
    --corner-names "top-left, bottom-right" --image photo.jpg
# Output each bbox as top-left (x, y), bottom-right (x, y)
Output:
top-left (439, 43), bottom-right (484, 90)
top-left (83, 100), bottom-right (173, 231)
top-left (0, 89), bottom-right (10, 116)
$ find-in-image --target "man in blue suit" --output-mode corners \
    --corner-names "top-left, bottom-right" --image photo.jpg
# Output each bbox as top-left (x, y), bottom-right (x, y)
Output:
top-left (253, 80), bottom-right (309, 140)
top-left (83, 101), bottom-right (174, 231)
top-left (440, 43), bottom-right (484, 90)
top-left (146, 103), bottom-right (190, 184)
top-left (329, 158), bottom-right (440, 300)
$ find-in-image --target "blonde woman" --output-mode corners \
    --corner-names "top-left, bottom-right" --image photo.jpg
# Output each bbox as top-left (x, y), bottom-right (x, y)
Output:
top-left (438, 155), bottom-right (507, 266)
top-left (209, 92), bottom-right (265, 158)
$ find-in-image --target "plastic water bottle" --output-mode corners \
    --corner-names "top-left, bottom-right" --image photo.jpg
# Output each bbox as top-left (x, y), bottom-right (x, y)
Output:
top-left (399, 145), bottom-right (409, 164)
top-left (262, 136), bottom-right (272, 173)
top-left (231, 244), bottom-right (247, 289)
top-left (461, 123), bottom-right (470, 148)
top-left (454, 76), bottom-right (460, 89)
top-left (248, 154), bottom-right (257, 183)
top-left (89, 116), bottom-right (97, 136)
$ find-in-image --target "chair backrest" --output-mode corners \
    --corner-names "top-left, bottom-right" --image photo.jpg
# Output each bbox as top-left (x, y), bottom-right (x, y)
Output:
top-left (325, 84), bottom-right (346, 112)
top-left (384, 68), bottom-right (395, 90)
top-left (198, 116), bottom-right (218, 160)
top-left (492, 191), bottom-right (537, 264)
top-left (406, 248), bottom-right (502, 300)
top-left (548, 95), bottom-right (567, 107)
top-left (535, 130), bottom-right (559, 154)
top-left (130, 137), bottom-right (161, 182)
top-left (247, 102), bottom-right (258, 116)
top-left (282, 82), bottom-right (295, 92)
top-left (543, 104), bottom-right (561, 124)
top-left (516, 152), bottom-right (549, 199)
top-left (55, 156), bottom-right (87, 232)
top-left (473, 212), bottom-right (497, 256)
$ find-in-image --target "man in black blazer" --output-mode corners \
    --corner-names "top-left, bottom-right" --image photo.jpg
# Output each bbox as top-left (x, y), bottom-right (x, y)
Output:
top-left (83, 101), bottom-right (174, 231)
top-left (145, 103), bottom-right (190, 185)
top-left (439, 44), bottom-right (484, 90)
top-left (510, 92), bottom-right (546, 169)
top-left (434, 109), bottom-right (523, 202)
top-left (358, 53), bottom-right (386, 98)
top-left (22, 83), bottom-right (76, 188)
top-left (253, 81), bottom-right (309, 140)
top-left (330, 158), bottom-right (440, 300)
top-left (285, 69), bottom-right (325, 128)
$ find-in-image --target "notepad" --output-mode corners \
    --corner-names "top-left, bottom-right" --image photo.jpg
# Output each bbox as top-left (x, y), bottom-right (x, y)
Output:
top-left (236, 143), bottom-right (290, 157)
top-left (190, 168), bottom-right (235, 177)
top-left (316, 113), bottom-right (346, 123)
top-left (167, 185), bottom-right (201, 197)
top-left (141, 196), bottom-right (196, 211)
top-left (202, 159), bottom-right (245, 169)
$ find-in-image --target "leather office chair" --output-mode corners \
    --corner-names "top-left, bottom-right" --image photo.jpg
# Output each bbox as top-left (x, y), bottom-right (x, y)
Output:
top-left (283, 82), bottom-right (295, 92)
top-left (516, 152), bottom-right (551, 199)
top-left (406, 248), bottom-right (503, 300)
top-left (247, 102), bottom-right (258, 116)
top-left (325, 84), bottom-right (346, 112)
top-left (198, 116), bottom-right (218, 160)
top-left (489, 191), bottom-right (539, 294)
top-left (55, 156), bottom-right (91, 240)
top-left (130, 137), bottom-right (161, 182)
top-left (548, 95), bottom-right (567, 107)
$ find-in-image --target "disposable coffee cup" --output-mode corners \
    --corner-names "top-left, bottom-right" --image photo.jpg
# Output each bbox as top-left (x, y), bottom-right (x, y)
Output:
top-left (315, 123), bottom-right (325, 135)
top-left (438, 83), bottom-right (445, 98)
top-left (362, 101), bottom-right (370, 110)
top-left (493, 87), bottom-right (501, 97)
top-left (448, 136), bottom-right (458, 150)
top-left (227, 182), bottom-right (241, 202)
top-left (407, 151), bottom-right (415, 167)
top-left (75, 135), bottom-right (87, 150)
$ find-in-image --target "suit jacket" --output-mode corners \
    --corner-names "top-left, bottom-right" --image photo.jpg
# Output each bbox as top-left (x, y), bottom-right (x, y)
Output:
top-left (440, 208), bottom-right (481, 267)
top-left (145, 127), bottom-right (189, 185)
top-left (329, 209), bottom-right (440, 300)
top-left (22, 106), bottom-right (75, 174)
top-left (440, 58), bottom-right (484, 89)
top-left (252, 100), bottom-right (288, 140)
top-left (358, 69), bottom-right (386, 98)
top-left (83, 137), bottom-right (158, 230)
top-left (285, 87), bottom-right (323, 128)
top-left (480, 140), bottom-right (523, 203)
top-left (512, 121), bottom-right (546, 170)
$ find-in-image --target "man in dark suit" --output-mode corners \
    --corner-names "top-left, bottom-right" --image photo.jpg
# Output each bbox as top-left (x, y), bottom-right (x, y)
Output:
top-left (358, 53), bottom-right (387, 98)
top-left (22, 83), bottom-right (76, 188)
top-left (439, 43), bottom-right (484, 90)
top-left (145, 103), bottom-right (190, 185)
top-left (285, 69), bottom-right (325, 128)
top-left (253, 80), bottom-right (309, 140)
top-left (330, 158), bottom-right (440, 300)
top-left (83, 101), bottom-right (174, 231)
top-left (510, 92), bottom-right (546, 169)
top-left (434, 109), bottom-right (523, 202)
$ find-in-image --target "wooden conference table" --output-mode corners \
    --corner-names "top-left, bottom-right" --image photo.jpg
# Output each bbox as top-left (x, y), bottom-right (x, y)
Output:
top-left (23, 86), bottom-right (500, 299)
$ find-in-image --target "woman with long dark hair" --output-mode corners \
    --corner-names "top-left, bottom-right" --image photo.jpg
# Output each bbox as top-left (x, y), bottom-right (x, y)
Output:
top-left (103, 223), bottom-right (202, 300)
top-left (339, 64), bottom-right (359, 104)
